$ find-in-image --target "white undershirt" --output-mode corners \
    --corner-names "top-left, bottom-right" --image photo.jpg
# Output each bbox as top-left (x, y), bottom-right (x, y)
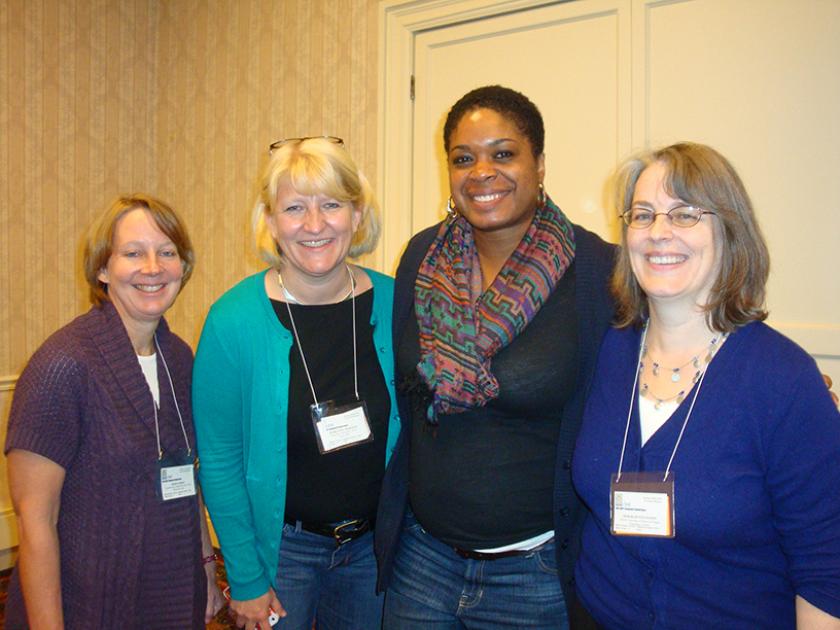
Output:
top-left (638, 396), bottom-right (678, 446)
top-left (476, 529), bottom-right (555, 553)
top-left (137, 353), bottom-right (160, 406)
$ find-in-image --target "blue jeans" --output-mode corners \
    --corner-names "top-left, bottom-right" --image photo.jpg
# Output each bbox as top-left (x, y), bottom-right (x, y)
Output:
top-left (383, 513), bottom-right (568, 629)
top-left (274, 522), bottom-right (383, 630)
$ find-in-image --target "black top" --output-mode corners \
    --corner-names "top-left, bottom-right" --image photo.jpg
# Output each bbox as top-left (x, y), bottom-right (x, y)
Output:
top-left (399, 265), bottom-right (579, 548)
top-left (271, 289), bottom-right (390, 523)
top-left (375, 223), bottom-right (617, 619)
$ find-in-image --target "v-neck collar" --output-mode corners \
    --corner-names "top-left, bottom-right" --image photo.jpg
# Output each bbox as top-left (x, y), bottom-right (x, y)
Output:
top-left (624, 322), bottom-right (747, 470)
top-left (84, 302), bottom-right (172, 441)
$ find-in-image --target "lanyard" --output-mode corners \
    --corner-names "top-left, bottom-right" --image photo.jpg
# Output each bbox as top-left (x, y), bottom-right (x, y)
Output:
top-left (151, 334), bottom-right (191, 460)
top-left (615, 323), bottom-right (717, 482)
top-left (278, 265), bottom-right (359, 406)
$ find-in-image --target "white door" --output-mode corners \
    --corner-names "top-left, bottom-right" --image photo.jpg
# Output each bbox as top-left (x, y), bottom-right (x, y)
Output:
top-left (411, 0), bottom-right (630, 241)
top-left (378, 0), bottom-right (840, 383)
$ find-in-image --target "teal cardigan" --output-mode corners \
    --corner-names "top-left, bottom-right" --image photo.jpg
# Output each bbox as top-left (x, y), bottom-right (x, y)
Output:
top-left (193, 268), bottom-right (400, 600)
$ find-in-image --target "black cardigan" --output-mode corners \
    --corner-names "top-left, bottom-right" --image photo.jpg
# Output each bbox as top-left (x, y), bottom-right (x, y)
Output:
top-left (374, 222), bottom-right (616, 622)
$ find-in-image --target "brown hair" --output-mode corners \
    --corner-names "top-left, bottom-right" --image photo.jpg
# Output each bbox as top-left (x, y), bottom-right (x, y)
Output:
top-left (83, 194), bottom-right (195, 306)
top-left (611, 142), bottom-right (769, 332)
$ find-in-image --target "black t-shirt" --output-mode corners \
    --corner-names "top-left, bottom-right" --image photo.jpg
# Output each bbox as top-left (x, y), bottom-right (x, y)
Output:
top-left (399, 265), bottom-right (578, 549)
top-left (272, 289), bottom-right (390, 523)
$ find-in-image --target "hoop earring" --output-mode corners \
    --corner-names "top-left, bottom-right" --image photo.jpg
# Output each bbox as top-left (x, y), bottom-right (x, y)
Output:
top-left (537, 183), bottom-right (546, 208)
top-left (446, 195), bottom-right (459, 219)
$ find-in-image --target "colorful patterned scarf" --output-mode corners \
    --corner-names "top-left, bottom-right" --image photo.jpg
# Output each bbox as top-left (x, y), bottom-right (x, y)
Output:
top-left (414, 195), bottom-right (576, 423)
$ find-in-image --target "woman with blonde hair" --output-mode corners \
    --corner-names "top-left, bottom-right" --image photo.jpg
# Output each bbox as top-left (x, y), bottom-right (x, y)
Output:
top-left (193, 137), bottom-right (400, 630)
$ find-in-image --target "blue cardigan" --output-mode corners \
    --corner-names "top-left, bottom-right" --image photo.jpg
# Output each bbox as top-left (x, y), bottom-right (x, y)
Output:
top-left (193, 268), bottom-right (400, 600)
top-left (573, 322), bottom-right (840, 628)
top-left (374, 222), bottom-right (617, 615)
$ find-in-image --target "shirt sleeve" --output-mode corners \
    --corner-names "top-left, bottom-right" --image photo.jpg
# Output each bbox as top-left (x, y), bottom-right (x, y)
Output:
top-left (5, 342), bottom-right (84, 469)
top-left (765, 357), bottom-right (840, 617)
top-left (193, 308), bottom-right (271, 600)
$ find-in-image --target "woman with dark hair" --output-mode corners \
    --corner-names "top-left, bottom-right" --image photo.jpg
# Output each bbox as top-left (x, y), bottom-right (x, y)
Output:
top-left (5, 194), bottom-right (224, 629)
top-left (375, 85), bottom-right (616, 628)
top-left (573, 142), bottom-right (840, 627)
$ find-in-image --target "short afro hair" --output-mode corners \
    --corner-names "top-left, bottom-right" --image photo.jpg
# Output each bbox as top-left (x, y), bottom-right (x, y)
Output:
top-left (443, 85), bottom-right (545, 157)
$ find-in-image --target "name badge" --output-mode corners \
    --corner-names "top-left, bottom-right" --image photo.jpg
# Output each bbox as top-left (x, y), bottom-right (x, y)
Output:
top-left (610, 472), bottom-right (675, 538)
top-left (156, 449), bottom-right (197, 501)
top-left (311, 400), bottom-right (373, 454)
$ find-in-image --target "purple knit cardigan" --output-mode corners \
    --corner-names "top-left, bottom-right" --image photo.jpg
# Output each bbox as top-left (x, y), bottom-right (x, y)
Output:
top-left (4, 302), bottom-right (206, 629)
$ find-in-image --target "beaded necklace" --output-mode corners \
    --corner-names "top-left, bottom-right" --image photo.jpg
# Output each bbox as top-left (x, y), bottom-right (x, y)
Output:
top-left (639, 333), bottom-right (727, 409)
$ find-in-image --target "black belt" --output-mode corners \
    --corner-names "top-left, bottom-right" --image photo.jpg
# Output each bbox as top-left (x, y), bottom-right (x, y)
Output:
top-left (453, 537), bottom-right (554, 561)
top-left (284, 517), bottom-right (372, 546)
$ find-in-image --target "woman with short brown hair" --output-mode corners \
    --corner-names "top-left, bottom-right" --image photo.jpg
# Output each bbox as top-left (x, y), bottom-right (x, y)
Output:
top-left (5, 194), bottom-right (222, 629)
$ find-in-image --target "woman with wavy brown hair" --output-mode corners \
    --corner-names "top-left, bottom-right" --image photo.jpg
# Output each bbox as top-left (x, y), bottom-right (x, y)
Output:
top-left (573, 142), bottom-right (840, 628)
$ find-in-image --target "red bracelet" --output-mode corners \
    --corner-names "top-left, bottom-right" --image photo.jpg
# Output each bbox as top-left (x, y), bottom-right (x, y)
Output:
top-left (202, 552), bottom-right (219, 565)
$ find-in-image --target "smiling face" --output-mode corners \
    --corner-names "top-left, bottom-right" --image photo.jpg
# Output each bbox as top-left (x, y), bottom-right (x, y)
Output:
top-left (97, 207), bottom-right (184, 333)
top-left (447, 108), bottom-right (545, 241)
top-left (627, 162), bottom-right (720, 313)
top-left (267, 176), bottom-right (361, 286)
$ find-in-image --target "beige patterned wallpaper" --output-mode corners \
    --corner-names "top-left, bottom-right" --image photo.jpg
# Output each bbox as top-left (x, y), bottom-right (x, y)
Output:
top-left (0, 0), bottom-right (381, 554)
top-left (154, 0), bottom-right (381, 347)
top-left (1, 0), bottom-right (380, 380)
top-left (1, 0), bottom-right (163, 379)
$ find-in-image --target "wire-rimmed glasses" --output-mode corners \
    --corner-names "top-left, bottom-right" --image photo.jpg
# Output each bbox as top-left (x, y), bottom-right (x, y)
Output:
top-left (620, 205), bottom-right (717, 229)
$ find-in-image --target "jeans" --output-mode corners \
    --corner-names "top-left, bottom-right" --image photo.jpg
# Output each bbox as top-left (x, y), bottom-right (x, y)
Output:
top-left (383, 513), bottom-right (568, 629)
top-left (274, 522), bottom-right (383, 630)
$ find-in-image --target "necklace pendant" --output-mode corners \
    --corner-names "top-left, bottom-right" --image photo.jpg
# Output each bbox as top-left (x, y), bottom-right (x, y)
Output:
top-left (671, 369), bottom-right (681, 383)
top-left (654, 399), bottom-right (662, 410)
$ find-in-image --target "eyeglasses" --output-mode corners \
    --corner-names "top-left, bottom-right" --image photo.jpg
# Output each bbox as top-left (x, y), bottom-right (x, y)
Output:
top-left (620, 205), bottom-right (717, 229)
top-left (268, 136), bottom-right (344, 154)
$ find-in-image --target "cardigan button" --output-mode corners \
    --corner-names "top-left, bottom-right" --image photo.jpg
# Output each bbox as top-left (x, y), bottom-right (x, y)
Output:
top-left (562, 459), bottom-right (571, 470)
top-left (559, 507), bottom-right (570, 517)
top-left (560, 538), bottom-right (569, 550)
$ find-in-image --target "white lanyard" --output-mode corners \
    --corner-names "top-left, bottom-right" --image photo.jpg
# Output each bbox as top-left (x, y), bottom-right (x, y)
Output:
top-left (278, 265), bottom-right (359, 406)
top-left (151, 334), bottom-right (191, 460)
top-left (615, 323), bottom-right (714, 482)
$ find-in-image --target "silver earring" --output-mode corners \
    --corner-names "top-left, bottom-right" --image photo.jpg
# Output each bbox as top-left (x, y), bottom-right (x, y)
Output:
top-left (537, 183), bottom-right (546, 208)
